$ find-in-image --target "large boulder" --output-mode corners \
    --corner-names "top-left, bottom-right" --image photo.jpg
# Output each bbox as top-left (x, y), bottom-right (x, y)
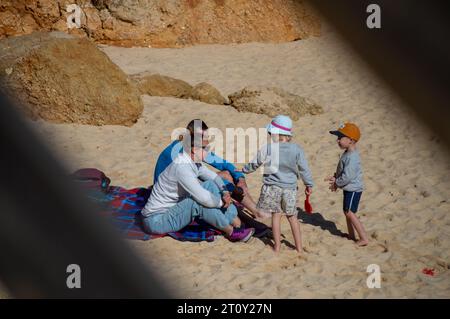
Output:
top-left (0, 32), bottom-right (143, 126)
top-left (190, 82), bottom-right (227, 105)
top-left (228, 86), bottom-right (323, 120)
top-left (0, 0), bottom-right (321, 47)
top-left (130, 73), bottom-right (193, 99)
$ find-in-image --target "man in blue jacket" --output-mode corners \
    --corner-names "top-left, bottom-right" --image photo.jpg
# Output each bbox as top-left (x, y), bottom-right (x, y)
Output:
top-left (152, 119), bottom-right (269, 237)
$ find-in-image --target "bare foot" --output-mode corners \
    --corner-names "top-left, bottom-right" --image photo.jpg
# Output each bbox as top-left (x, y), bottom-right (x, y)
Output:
top-left (273, 245), bottom-right (281, 254)
top-left (357, 239), bottom-right (368, 246)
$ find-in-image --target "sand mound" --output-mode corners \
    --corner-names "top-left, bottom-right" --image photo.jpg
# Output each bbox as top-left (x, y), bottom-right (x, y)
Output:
top-left (228, 86), bottom-right (323, 120)
top-left (0, 31), bottom-right (142, 126)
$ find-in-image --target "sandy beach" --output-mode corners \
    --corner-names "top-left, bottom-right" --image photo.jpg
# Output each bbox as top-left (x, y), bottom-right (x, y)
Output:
top-left (25, 24), bottom-right (450, 298)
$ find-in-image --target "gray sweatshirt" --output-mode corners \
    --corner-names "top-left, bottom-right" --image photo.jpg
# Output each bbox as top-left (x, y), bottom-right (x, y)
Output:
top-left (242, 142), bottom-right (314, 189)
top-left (335, 149), bottom-right (364, 192)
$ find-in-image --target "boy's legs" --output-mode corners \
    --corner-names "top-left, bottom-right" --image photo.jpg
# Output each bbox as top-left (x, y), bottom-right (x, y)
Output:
top-left (287, 214), bottom-right (303, 253)
top-left (272, 212), bottom-right (282, 253)
top-left (344, 211), bottom-right (368, 246)
top-left (345, 214), bottom-right (356, 241)
top-left (282, 188), bottom-right (302, 252)
top-left (343, 191), bottom-right (367, 245)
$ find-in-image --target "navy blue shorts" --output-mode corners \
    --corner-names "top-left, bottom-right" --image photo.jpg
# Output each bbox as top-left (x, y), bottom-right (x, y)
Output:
top-left (343, 191), bottom-right (362, 213)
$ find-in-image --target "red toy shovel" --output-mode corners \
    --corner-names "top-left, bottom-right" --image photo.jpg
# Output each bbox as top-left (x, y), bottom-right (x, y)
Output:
top-left (304, 194), bottom-right (313, 214)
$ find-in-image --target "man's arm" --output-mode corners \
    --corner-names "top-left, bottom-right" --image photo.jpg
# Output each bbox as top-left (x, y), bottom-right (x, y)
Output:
top-left (177, 165), bottom-right (222, 208)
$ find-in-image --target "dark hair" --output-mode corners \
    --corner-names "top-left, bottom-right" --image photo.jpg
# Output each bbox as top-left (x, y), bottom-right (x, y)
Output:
top-left (180, 119), bottom-right (209, 148)
top-left (186, 119), bottom-right (208, 135)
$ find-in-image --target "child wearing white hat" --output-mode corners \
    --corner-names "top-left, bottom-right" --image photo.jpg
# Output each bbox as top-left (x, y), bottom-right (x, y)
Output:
top-left (239, 115), bottom-right (314, 254)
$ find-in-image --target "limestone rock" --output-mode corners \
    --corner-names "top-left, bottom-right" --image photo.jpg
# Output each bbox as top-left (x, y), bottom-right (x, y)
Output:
top-left (130, 73), bottom-right (193, 98)
top-left (190, 82), bottom-right (227, 105)
top-left (228, 86), bottom-right (323, 120)
top-left (0, 32), bottom-right (143, 126)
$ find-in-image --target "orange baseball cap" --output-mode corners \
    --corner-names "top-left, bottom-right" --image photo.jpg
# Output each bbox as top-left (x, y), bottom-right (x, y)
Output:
top-left (329, 122), bottom-right (361, 141)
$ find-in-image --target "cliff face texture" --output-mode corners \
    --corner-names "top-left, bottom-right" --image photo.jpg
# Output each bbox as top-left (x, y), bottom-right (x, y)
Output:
top-left (0, 0), bottom-right (321, 47)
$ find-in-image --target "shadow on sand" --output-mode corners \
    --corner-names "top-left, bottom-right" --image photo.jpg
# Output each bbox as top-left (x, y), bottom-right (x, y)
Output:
top-left (297, 207), bottom-right (348, 239)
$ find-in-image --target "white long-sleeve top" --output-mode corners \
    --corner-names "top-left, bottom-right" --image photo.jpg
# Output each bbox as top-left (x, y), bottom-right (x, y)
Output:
top-left (142, 151), bottom-right (226, 216)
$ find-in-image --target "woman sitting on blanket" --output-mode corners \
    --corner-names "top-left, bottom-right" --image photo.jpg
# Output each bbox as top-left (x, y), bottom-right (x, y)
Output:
top-left (151, 119), bottom-right (269, 238)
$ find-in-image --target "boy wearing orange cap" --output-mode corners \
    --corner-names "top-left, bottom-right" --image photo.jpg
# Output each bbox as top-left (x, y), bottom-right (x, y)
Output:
top-left (326, 123), bottom-right (369, 246)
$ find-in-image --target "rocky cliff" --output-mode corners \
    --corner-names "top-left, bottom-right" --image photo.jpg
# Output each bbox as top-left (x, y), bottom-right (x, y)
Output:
top-left (0, 0), bottom-right (321, 47)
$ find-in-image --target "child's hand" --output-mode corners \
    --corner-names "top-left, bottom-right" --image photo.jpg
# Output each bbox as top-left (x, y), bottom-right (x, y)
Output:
top-left (325, 176), bottom-right (336, 184)
top-left (324, 176), bottom-right (336, 182)
top-left (305, 186), bottom-right (313, 196)
top-left (325, 176), bottom-right (337, 192)
top-left (329, 183), bottom-right (338, 192)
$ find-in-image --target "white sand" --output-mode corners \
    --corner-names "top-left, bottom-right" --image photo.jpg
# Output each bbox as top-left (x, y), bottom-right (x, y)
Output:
top-left (27, 25), bottom-right (450, 298)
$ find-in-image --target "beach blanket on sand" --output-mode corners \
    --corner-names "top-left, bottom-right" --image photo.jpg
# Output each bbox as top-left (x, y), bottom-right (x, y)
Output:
top-left (89, 186), bottom-right (222, 242)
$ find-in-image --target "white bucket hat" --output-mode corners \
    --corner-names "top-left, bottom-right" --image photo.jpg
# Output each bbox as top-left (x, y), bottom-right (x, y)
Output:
top-left (266, 115), bottom-right (293, 136)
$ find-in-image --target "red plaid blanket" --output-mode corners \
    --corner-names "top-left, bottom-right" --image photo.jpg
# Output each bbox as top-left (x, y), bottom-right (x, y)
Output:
top-left (91, 186), bottom-right (222, 241)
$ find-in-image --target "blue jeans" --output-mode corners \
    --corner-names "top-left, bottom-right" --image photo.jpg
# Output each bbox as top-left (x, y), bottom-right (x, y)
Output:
top-left (142, 180), bottom-right (238, 234)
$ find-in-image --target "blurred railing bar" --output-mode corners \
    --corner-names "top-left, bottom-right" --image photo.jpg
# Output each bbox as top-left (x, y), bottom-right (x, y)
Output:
top-left (0, 94), bottom-right (170, 298)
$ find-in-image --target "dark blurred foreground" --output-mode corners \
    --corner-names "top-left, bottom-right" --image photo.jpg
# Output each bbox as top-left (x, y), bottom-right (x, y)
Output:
top-left (0, 0), bottom-right (448, 298)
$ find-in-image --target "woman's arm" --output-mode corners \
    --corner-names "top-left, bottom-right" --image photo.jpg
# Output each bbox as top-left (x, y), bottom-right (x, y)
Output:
top-left (204, 151), bottom-right (245, 181)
